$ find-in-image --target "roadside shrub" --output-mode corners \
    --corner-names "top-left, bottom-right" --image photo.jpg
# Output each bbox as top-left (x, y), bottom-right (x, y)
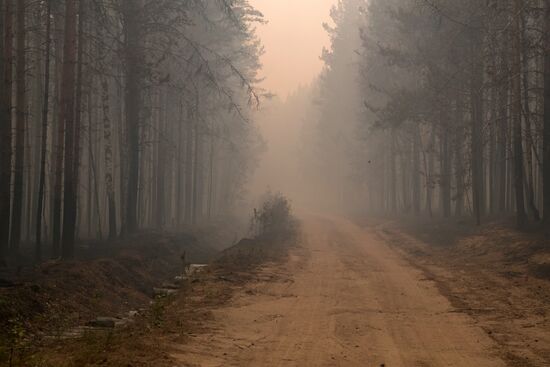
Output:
top-left (251, 192), bottom-right (297, 241)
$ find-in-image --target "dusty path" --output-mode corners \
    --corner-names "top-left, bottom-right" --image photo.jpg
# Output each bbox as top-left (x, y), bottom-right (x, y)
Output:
top-left (173, 215), bottom-right (506, 366)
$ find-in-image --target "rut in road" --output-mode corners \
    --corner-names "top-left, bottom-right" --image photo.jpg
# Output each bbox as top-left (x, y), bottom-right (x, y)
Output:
top-left (173, 215), bottom-right (506, 367)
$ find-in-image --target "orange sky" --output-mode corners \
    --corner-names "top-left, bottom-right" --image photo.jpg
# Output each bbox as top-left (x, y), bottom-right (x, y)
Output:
top-left (249, 0), bottom-right (338, 98)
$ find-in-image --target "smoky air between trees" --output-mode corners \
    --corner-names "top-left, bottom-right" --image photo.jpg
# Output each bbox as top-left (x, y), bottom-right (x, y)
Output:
top-left (0, 0), bottom-right (548, 262)
top-left (252, 0), bottom-right (550, 229)
top-left (0, 0), bottom-right (549, 364)
top-left (0, 0), bottom-right (550, 259)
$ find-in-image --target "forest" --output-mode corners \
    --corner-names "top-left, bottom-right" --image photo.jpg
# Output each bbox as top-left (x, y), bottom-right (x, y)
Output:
top-left (0, 0), bottom-right (265, 264)
top-left (1, 0), bottom-right (550, 365)
top-left (305, 0), bottom-right (550, 230)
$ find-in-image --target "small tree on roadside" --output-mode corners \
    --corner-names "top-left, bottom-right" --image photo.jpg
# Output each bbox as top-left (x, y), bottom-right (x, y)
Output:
top-left (251, 192), bottom-right (296, 241)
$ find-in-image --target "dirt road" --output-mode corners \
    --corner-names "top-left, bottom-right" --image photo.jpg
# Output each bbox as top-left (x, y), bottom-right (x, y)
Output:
top-left (173, 216), bottom-right (506, 366)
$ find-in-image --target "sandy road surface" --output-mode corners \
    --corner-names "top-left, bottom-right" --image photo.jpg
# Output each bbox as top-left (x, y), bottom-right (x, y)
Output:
top-left (173, 216), bottom-right (506, 366)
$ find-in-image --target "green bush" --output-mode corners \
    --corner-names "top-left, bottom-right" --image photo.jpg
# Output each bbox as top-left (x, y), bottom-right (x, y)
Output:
top-left (251, 192), bottom-right (297, 241)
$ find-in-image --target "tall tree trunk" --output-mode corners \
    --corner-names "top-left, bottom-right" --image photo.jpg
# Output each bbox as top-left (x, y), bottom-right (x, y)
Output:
top-left (122, 0), bottom-right (142, 233)
top-left (489, 54), bottom-right (498, 214)
top-left (60, 0), bottom-right (78, 258)
top-left (412, 125), bottom-right (421, 213)
top-left (184, 107), bottom-right (193, 224)
top-left (9, 0), bottom-right (26, 253)
top-left (470, 26), bottom-right (484, 226)
top-left (440, 110), bottom-right (452, 218)
top-left (426, 127), bottom-right (434, 217)
top-left (401, 143), bottom-right (410, 212)
top-left (207, 123), bottom-right (215, 219)
top-left (88, 117), bottom-right (103, 239)
top-left (455, 91), bottom-right (465, 216)
top-left (156, 90), bottom-right (165, 228)
top-left (36, 0), bottom-right (52, 262)
top-left (29, 9), bottom-right (43, 244)
top-left (497, 41), bottom-right (509, 213)
top-left (176, 99), bottom-right (184, 225)
top-left (101, 78), bottom-right (116, 239)
top-left (117, 69), bottom-right (126, 236)
top-left (51, 2), bottom-right (64, 258)
top-left (72, 0), bottom-right (85, 237)
top-left (24, 120), bottom-right (31, 242)
top-left (390, 131), bottom-right (397, 213)
top-left (520, 7), bottom-right (540, 221)
top-left (192, 122), bottom-right (201, 224)
top-left (0, 0), bottom-right (12, 262)
top-left (86, 79), bottom-right (93, 238)
top-left (543, 0), bottom-right (550, 228)
top-left (512, 0), bottom-right (527, 228)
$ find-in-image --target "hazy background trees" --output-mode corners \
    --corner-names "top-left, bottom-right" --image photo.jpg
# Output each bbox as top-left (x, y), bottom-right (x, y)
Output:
top-left (288, 0), bottom-right (550, 229)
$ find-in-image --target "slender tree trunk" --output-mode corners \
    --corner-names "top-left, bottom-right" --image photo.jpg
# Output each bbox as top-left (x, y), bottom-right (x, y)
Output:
top-left (72, 0), bottom-right (85, 237)
top-left (122, 0), bottom-right (141, 233)
top-left (489, 55), bottom-right (498, 214)
top-left (88, 119), bottom-right (103, 239)
top-left (207, 123), bottom-right (215, 219)
top-left (184, 108), bottom-right (193, 224)
top-left (426, 127), bottom-right (434, 217)
top-left (412, 125), bottom-right (420, 213)
top-left (401, 143), bottom-right (410, 212)
top-left (520, 8), bottom-right (540, 221)
top-left (24, 122), bottom-right (31, 242)
top-left (176, 99), bottom-right (184, 225)
top-left (117, 69), bottom-right (126, 236)
top-left (86, 77), bottom-right (93, 238)
top-left (455, 90), bottom-right (465, 216)
top-left (60, 0), bottom-right (78, 258)
top-left (441, 110), bottom-right (452, 218)
top-left (101, 78), bottom-right (116, 239)
top-left (29, 9), bottom-right (43, 244)
top-left (51, 3), bottom-right (64, 258)
top-left (512, 0), bottom-right (527, 228)
top-left (390, 131), bottom-right (397, 213)
top-left (0, 0), bottom-right (12, 262)
top-left (156, 90), bottom-right (165, 228)
top-left (470, 27), bottom-right (484, 226)
top-left (192, 122), bottom-right (201, 224)
top-left (36, 0), bottom-right (52, 262)
top-left (9, 0), bottom-right (26, 253)
top-left (497, 42), bottom-right (509, 213)
top-left (543, 0), bottom-right (550, 228)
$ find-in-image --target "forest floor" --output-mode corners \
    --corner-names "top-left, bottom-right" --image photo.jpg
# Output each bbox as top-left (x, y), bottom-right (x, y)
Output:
top-left (3, 214), bottom-right (549, 366)
top-left (378, 216), bottom-right (550, 367)
top-left (0, 222), bottom-right (239, 366)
